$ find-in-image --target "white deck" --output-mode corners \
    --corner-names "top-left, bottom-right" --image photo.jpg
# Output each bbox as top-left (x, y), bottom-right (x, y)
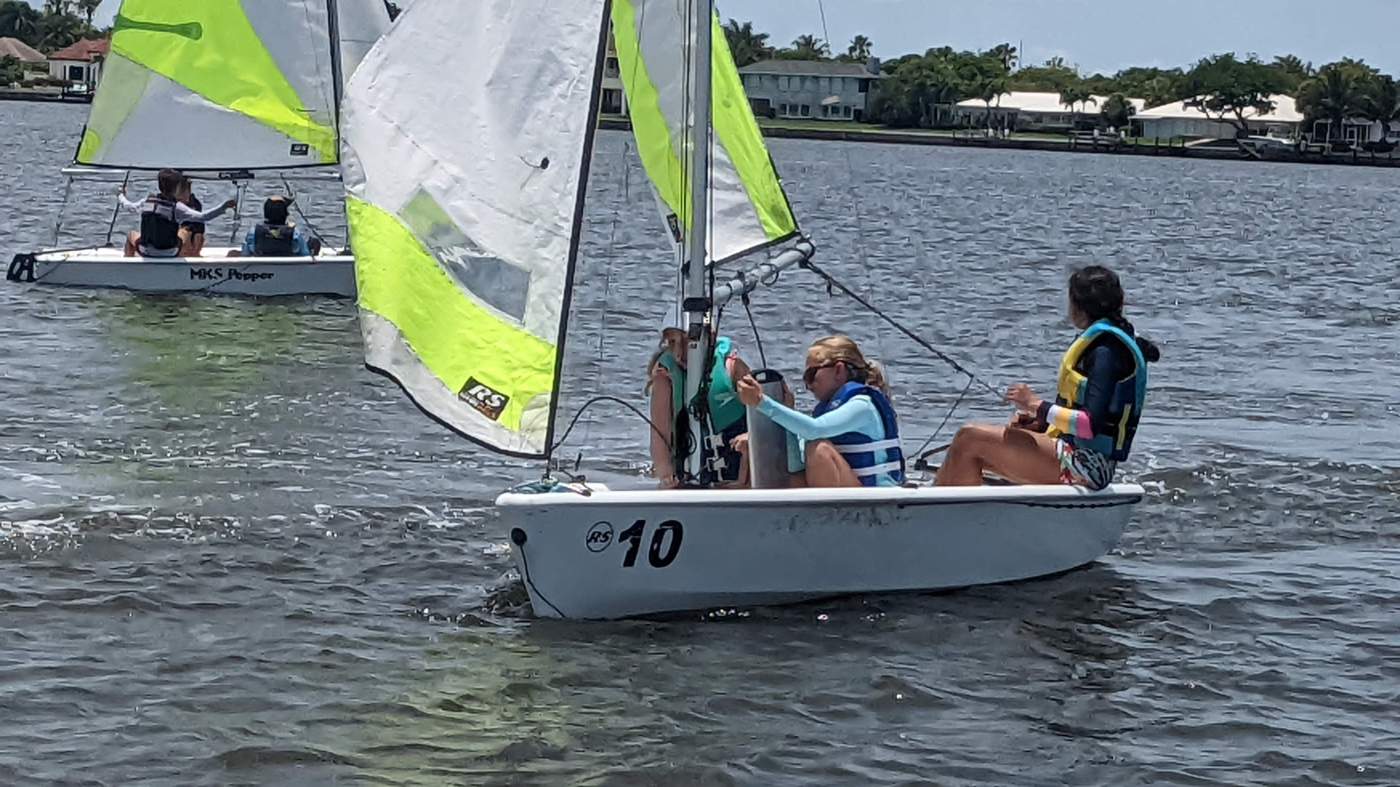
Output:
top-left (11, 246), bottom-right (356, 297)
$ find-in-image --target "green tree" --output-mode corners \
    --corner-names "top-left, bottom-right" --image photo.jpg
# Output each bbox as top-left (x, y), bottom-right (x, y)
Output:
top-left (1297, 60), bottom-right (1375, 142)
top-left (1108, 66), bottom-right (1186, 107)
top-left (1101, 93), bottom-right (1136, 128)
top-left (0, 53), bottom-right (24, 86)
top-left (1183, 53), bottom-right (1288, 139)
top-left (74, 0), bottom-right (100, 31)
top-left (1360, 74), bottom-right (1400, 143)
top-left (1059, 84), bottom-right (1096, 113)
top-left (963, 54), bottom-right (1010, 130)
top-left (0, 0), bottom-right (42, 46)
top-left (37, 12), bottom-right (85, 51)
top-left (869, 47), bottom-right (982, 128)
top-left (779, 34), bottom-right (830, 61)
top-left (1270, 54), bottom-right (1313, 93)
top-left (1009, 58), bottom-right (1079, 92)
top-left (722, 19), bottom-right (771, 68)
top-left (988, 42), bottom-right (1018, 71)
top-left (845, 34), bottom-right (873, 62)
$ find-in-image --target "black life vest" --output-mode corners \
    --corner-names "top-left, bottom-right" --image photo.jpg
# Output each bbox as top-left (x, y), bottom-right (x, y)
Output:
top-left (139, 195), bottom-right (181, 251)
top-left (253, 223), bottom-right (297, 256)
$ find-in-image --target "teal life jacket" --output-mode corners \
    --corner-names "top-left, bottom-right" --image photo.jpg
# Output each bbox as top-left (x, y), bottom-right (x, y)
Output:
top-left (657, 335), bottom-right (746, 473)
top-left (1045, 319), bottom-right (1149, 462)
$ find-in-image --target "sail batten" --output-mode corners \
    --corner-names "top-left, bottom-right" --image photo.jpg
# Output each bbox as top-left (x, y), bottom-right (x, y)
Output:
top-left (77, 0), bottom-right (389, 171)
top-left (612, 0), bottom-right (799, 264)
top-left (341, 0), bottom-right (610, 458)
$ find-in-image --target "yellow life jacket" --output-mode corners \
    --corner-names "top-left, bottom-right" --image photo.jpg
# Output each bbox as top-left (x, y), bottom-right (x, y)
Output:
top-left (1045, 320), bottom-right (1148, 461)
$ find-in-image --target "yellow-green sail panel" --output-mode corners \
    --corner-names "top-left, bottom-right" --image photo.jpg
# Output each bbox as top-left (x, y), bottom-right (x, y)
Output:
top-left (340, 0), bottom-right (609, 457)
top-left (612, 0), bottom-right (798, 263)
top-left (77, 0), bottom-right (339, 169)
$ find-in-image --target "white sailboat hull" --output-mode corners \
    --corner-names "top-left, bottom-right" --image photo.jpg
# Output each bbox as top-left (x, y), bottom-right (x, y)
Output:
top-left (499, 483), bottom-right (1142, 619)
top-left (9, 247), bottom-right (356, 297)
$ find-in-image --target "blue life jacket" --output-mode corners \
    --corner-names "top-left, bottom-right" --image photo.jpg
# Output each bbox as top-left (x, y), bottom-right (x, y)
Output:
top-left (811, 381), bottom-right (906, 487)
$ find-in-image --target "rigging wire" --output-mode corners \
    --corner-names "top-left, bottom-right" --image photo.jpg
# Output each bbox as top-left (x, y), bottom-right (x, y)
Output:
top-left (811, 0), bottom-right (992, 464)
top-left (280, 175), bottom-right (327, 244)
top-left (549, 395), bottom-right (673, 458)
top-left (102, 172), bottom-right (128, 247)
top-left (741, 294), bottom-right (768, 370)
top-left (800, 257), bottom-right (1002, 401)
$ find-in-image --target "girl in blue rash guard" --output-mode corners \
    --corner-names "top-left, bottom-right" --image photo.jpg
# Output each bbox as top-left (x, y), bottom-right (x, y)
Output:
top-left (736, 335), bottom-right (905, 488)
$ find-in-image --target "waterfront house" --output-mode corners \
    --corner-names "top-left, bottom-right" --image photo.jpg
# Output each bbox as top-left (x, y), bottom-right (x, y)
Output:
top-left (47, 38), bottom-right (108, 87)
top-left (738, 59), bottom-right (882, 121)
top-left (955, 92), bottom-right (1146, 132)
top-left (0, 37), bottom-right (45, 66)
top-left (1136, 94), bottom-right (1302, 140)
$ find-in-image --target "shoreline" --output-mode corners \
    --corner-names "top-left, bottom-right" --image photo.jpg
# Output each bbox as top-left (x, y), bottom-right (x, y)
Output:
top-left (598, 116), bottom-right (1400, 170)
top-left (0, 88), bottom-right (91, 104)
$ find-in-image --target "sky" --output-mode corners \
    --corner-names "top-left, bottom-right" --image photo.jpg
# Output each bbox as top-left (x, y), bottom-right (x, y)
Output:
top-left (32, 0), bottom-right (1400, 77)
top-left (718, 0), bottom-right (1400, 76)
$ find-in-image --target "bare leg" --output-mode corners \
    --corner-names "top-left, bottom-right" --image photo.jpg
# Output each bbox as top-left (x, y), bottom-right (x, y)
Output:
top-left (191, 233), bottom-right (204, 257)
top-left (802, 440), bottom-right (862, 488)
top-left (124, 231), bottom-right (140, 257)
top-left (177, 228), bottom-right (195, 258)
top-left (935, 424), bottom-right (1061, 486)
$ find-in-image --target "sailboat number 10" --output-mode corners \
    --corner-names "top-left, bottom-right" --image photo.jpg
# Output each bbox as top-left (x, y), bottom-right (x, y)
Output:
top-left (618, 519), bottom-right (684, 569)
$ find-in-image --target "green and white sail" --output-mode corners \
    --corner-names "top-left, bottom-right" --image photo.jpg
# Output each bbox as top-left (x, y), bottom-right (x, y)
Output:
top-left (340, 0), bottom-right (609, 457)
top-left (612, 0), bottom-right (799, 264)
top-left (78, 0), bottom-right (388, 170)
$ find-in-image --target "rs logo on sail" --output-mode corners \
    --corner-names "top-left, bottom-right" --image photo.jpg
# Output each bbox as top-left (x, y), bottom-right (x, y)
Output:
top-left (460, 378), bottom-right (509, 421)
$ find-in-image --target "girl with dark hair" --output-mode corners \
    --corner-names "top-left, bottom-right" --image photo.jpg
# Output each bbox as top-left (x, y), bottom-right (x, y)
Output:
top-left (936, 265), bottom-right (1160, 490)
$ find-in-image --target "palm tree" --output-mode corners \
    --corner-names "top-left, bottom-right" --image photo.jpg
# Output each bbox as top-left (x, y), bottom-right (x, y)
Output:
top-left (988, 42), bottom-right (1017, 72)
top-left (1270, 54), bottom-right (1312, 92)
top-left (1360, 75), bottom-right (1400, 147)
top-left (1298, 67), bottom-right (1365, 143)
top-left (75, 0), bottom-right (100, 31)
top-left (846, 34), bottom-right (872, 62)
top-left (789, 34), bottom-right (830, 61)
top-left (0, 0), bottom-right (42, 45)
top-left (1059, 85), bottom-right (1096, 113)
top-left (722, 19), bottom-right (771, 68)
top-left (1101, 93), bottom-right (1136, 129)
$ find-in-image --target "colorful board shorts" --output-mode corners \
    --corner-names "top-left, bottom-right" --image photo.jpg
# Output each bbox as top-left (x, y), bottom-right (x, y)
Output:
top-left (1055, 439), bottom-right (1117, 491)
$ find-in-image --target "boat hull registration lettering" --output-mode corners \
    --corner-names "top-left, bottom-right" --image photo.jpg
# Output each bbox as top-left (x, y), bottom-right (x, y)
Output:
top-left (584, 519), bottom-right (686, 569)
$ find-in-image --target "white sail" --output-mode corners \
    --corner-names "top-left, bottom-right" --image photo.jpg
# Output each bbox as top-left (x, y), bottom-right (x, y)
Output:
top-left (612, 0), bottom-right (799, 264)
top-left (335, 0), bottom-right (393, 81)
top-left (78, 0), bottom-right (342, 170)
top-left (340, 0), bottom-right (609, 457)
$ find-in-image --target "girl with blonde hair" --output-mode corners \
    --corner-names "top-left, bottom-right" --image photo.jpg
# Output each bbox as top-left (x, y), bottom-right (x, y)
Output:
top-left (736, 335), bottom-right (905, 488)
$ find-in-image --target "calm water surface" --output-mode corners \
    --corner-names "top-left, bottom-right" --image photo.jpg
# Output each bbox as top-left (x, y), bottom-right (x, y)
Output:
top-left (1, 101), bottom-right (1398, 786)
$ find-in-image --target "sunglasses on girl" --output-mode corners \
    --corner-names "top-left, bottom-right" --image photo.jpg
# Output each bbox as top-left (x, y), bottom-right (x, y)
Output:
top-left (803, 361), bottom-right (840, 386)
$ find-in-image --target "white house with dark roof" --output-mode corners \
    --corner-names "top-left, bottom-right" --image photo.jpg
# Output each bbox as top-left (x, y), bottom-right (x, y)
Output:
top-left (738, 59), bottom-right (882, 121)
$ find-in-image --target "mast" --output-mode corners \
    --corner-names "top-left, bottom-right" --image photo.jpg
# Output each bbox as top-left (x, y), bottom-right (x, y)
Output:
top-left (680, 0), bottom-right (714, 482)
top-left (326, 0), bottom-right (345, 126)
